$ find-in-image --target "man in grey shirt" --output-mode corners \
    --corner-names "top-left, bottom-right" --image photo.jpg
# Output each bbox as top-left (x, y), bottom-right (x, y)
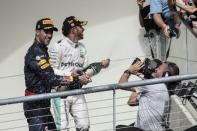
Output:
top-left (135, 83), bottom-right (169, 130)
top-left (119, 60), bottom-right (179, 131)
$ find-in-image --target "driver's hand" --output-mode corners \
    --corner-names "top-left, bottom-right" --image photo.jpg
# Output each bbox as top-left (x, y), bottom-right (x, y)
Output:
top-left (78, 74), bottom-right (92, 85)
top-left (71, 69), bottom-right (84, 76)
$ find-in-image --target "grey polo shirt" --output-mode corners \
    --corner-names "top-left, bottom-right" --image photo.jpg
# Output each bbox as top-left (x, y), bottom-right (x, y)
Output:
top-left (134, 83), bottom-right (169, 131)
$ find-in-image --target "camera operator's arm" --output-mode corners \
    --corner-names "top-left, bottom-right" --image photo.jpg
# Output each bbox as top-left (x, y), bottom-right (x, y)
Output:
top-left (119, 61), bottom-right (144, 106)
top-left (118, 61), bottom-right (144, 91)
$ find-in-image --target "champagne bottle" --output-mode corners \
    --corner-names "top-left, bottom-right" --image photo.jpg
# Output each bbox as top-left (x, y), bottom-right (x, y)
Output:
top-left (82, 62), bottom-right (103, 77)
top-left (67, 60), bottom-right (109, 91)
top-left (56, 59), bottom-right (110, 92)
top-left (57, 65), bottom-right (98, 91)
top-left (82, 59), bottom-right (110, 77)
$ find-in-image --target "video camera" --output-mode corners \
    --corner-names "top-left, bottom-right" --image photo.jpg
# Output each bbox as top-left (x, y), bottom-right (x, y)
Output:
top-left (168, 27), bottom-right (179, 38)
top-left (132, 57), bottom-right (162, 79)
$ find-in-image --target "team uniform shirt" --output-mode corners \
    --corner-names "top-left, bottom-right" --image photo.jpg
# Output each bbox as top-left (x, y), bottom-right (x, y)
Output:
top-left (24, 40), bottom-right (68, 94)
top-left (48, 37), bottom-right (89, 130)
top-left (24, 40), bottom-right (73, 131)
top-left (48, 37), bottom-right (88, 76)
top-left (134, 83), bottom-right (170, 131)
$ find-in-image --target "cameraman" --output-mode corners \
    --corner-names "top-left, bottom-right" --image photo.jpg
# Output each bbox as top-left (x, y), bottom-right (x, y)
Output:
top-left (119, 60), bottom-right (179, 131)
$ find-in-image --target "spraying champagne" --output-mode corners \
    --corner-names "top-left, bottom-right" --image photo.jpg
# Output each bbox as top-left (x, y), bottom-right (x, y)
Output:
top-left (56, 59), bottom-right (110, 92)
top-left (83, 59), bottom-right (110, 77)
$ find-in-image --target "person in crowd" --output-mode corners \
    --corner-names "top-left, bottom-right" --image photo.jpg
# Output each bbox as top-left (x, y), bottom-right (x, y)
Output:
top-left (137, 0), bottom-right (150, 28)
top-left (118, 60), bottom-right (179, 131)
top-left (23, 18), bottom-right (90, 131)
top-left (48, 16), bottom-right (110, 131)
top-left (192, 21), bottom-right (197, 34)
top-left (137, 0), bottom-right (160, 32)
top-left (174, 0), bottom-right (197, 14)
top-left (169, 0), bottom-right (197, 35)
top-left (150, 0), bottom-right (181, 38)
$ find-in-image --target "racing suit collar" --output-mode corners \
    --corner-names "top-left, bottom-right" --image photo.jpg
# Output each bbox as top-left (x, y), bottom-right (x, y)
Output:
top-left (34, 39), bottom-right (48, 51)
top-left (65, 37), bottom-right (78, 48)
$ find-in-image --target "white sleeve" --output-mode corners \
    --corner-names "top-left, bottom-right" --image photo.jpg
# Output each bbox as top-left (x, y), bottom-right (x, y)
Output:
top-left (78, 43), bottom-right (89, 67)
top-left (83, 49), bottom-right (89, 68)
top-left (48, 42), bottom-right (67, 76)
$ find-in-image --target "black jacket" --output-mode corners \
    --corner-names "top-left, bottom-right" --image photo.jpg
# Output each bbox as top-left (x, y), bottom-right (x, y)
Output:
top-left (24, 40), bottom-right (65, 94)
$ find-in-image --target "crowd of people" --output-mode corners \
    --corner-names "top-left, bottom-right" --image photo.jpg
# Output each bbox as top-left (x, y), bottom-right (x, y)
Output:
top-left (138, 0), bottom-right (197, 37)
top-left (138, 0), bottom-right (181, 38)
top-left (169, 0), bottom-right (197, 35)
top-left (22, 0), bottom-right (195, 131)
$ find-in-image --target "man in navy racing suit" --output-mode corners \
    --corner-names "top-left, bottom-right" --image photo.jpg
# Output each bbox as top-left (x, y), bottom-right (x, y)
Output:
top-left (23, 18), bottom-right (90, 131)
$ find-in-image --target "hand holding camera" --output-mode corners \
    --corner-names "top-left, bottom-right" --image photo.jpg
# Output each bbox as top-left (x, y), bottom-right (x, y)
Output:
top-left (128, 59), bottom-right (144, 76)
top-left (131, 57), bottom-right (162, 79)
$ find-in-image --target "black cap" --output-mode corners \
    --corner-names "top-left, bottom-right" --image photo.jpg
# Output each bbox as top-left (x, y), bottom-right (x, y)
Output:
top-left (62, 16), bottom-right (87, 30)
top-left (36, 18), bottom-right (58, 31)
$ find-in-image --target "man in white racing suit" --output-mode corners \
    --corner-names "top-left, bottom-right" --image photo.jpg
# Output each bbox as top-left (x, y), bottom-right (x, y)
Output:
top-left (48, 16), bottom-right (90, 131)
top-left (48, 16), bottom-right (109, 131)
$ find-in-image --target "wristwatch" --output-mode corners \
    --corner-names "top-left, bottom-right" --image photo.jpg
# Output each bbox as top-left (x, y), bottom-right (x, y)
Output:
top-left (124, 70), bottom-right (132, 76)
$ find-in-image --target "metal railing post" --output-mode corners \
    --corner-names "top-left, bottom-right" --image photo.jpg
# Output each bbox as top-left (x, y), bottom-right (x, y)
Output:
top-left (113, 87), bottom-right (116, 131)
top-left (1, 73), bottom-right (197, 105)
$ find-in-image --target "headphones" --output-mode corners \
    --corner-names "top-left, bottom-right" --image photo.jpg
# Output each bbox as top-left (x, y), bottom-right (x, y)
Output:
top-left (163, 71), bottom-right (172, 93)
top-left (162, 71), bottom-right (171, 77)
top-left (162, 61), bottom-right (173, 77)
